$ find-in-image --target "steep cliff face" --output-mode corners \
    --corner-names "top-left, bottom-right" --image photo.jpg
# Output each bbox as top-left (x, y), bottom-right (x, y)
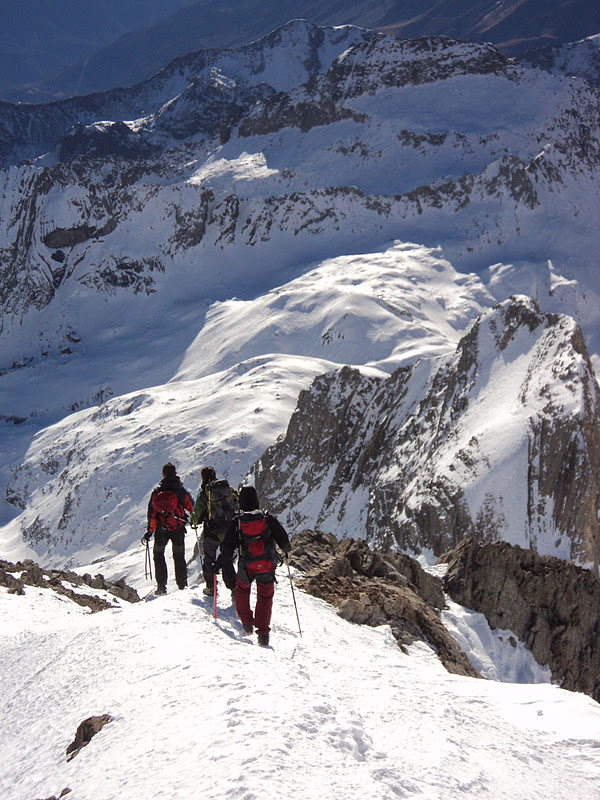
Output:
top-left (252, 296), bottom-right (600, 570)
top-left (442, 538), bottom-right (600, 702)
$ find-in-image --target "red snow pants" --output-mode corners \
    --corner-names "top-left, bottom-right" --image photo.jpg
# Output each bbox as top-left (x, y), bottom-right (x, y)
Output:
top-left (235, 574), bottom-right (275, 635)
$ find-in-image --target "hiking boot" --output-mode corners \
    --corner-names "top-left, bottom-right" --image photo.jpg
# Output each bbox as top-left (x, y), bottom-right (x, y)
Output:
top-left (156, 585), bottom-right (167, 595)
top-left (242, 623), bottom-right (254, 634)
top-left (257, 633), bottom-right (270, 647)
top-left (203, 585), bottom-right (214, 596)
top-left (178, 583), bottom-right (187, 590)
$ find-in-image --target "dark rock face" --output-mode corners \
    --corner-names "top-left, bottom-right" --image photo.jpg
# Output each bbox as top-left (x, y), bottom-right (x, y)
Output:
top-left (43, 219), bottom-right (117, 248)
top-left (290, 530), bottom-right (479, 678)
top-left (442, 538), bottom-right (600, 702)
top-left (0, 558), bottom-right (140, 610)
top-left (254, 297), bottom-right (600, 570)
top-left (66, 714), bottom-right (112, 761)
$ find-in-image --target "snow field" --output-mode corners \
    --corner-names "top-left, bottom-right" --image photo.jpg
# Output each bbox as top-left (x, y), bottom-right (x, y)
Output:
top-left (2, 564), bottom-right (600, 800)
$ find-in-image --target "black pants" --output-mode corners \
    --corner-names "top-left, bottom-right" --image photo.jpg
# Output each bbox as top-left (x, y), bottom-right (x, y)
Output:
top-left (154, 527), bottom-right (187, 589)
top-left (203, 534), bottom-right (236, 590)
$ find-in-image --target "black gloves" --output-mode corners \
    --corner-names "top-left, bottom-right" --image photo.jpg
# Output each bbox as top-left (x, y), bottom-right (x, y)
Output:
top-left (142, 531), bottom-right (152, 545)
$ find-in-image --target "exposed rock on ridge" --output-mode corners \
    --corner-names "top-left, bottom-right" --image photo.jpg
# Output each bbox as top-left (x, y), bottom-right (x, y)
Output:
top-left (518, 34), bottom-right (600, 89)
top-left (253, 296), bottom-right (600, 570)
top-left (0, 558), bottom-right (140, 610)
top-left (289, 530), bottom-right (479, 678)
top-left (442, 537), bottom-right (600, 702)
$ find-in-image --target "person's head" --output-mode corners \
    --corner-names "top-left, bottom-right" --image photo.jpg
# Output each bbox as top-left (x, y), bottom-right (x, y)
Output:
top-left (239, 485), bottom-right (259, 512)
top-left (162, 462), bottom-right (177, 479)
top-left (201, 466), bottom-right (217, 485)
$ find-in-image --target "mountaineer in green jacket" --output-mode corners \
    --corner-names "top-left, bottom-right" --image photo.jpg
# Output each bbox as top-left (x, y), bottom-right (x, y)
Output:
top-left (191, 466), bottom-right (238, 598)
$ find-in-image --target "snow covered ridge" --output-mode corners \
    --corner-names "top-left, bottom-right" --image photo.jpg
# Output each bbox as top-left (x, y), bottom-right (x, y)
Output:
top-left (3, 245), bottom-right (491, 568)
top-left (4, 555), bottom-right (600, 800)
top-left (0, 18), bottom-right (599, 355)
top-left (518, 33), bottom-right (600, 89)
top-left (252, 296), bottom-right (600, 570)
top-left (0, 20), bottom-right (372, 167)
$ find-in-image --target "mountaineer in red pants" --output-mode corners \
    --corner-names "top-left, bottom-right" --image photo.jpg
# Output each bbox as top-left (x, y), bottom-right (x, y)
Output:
top-left (219, 485), bottom-right (291, 647)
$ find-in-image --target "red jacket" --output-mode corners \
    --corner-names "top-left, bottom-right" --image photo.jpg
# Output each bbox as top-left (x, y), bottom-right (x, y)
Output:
top-left (147, 476), bottom-right (194, 533)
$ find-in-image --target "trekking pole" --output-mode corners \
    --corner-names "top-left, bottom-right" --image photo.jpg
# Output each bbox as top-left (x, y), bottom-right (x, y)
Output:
top-left (142, 536), bottom-right (153, 581)
top-left (286, 558), bottom-right (302, 637)
top-left (213, 573), bottom-right (218, 620)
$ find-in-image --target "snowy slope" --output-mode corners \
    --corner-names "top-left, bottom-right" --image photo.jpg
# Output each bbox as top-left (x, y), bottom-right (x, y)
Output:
top-left (3, 243), bottom-right (492, 569)
top-left (2, 570), bottom-right (600, 800)
top-left (2, 23), bottom-right (599, 356)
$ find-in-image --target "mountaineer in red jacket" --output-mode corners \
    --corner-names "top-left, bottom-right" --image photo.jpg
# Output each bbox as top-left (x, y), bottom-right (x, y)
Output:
top-left (219, 485), bottom-right (291, 647)
top-left (144, 462), bottom-right (194, 595)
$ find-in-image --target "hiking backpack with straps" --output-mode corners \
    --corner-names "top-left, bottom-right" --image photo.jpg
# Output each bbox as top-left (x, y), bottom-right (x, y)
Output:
top-left (238, 510), bottom-right (277, 575)
top-left (206, 479), bottom-right (237, 528)
top-left (152, 489), bottom-right (187, 531)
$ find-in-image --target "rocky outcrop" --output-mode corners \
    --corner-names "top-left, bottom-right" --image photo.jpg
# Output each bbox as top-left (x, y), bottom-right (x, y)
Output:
top-left (290, 530), bottom-right (479, 678)
top-left (0, 558), bottom-right (140, 610)
top-left (66, 714), bottom-right (112, 761)
top-left (254, 297), bottom-right (600, 570)
top-left (42, 219), bottom-right (117, 249)
top-left (35, 788), bottom-right (71, 800)
top-left (442, 538), bottom-right (600, 702)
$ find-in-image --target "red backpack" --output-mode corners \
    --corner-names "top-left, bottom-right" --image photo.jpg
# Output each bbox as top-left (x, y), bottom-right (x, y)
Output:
top-left (239, 510), bottom-right (277, 574)
top-left (152, 490), bottom-right (187, 531)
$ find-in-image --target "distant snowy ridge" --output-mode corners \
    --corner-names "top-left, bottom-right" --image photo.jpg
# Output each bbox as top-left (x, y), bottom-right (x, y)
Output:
top-left (519, 33), bottom-right (600, 88)
top-left (0, 21), bottom-right (372, 168)
top-left (252, 296), bottom-right (600, 570)
top-left (1, 20), bottom-right (599, 362)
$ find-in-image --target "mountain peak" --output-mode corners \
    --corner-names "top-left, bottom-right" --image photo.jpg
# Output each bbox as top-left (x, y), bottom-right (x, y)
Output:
top-left (253, 296), bottom-right (600, 570)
